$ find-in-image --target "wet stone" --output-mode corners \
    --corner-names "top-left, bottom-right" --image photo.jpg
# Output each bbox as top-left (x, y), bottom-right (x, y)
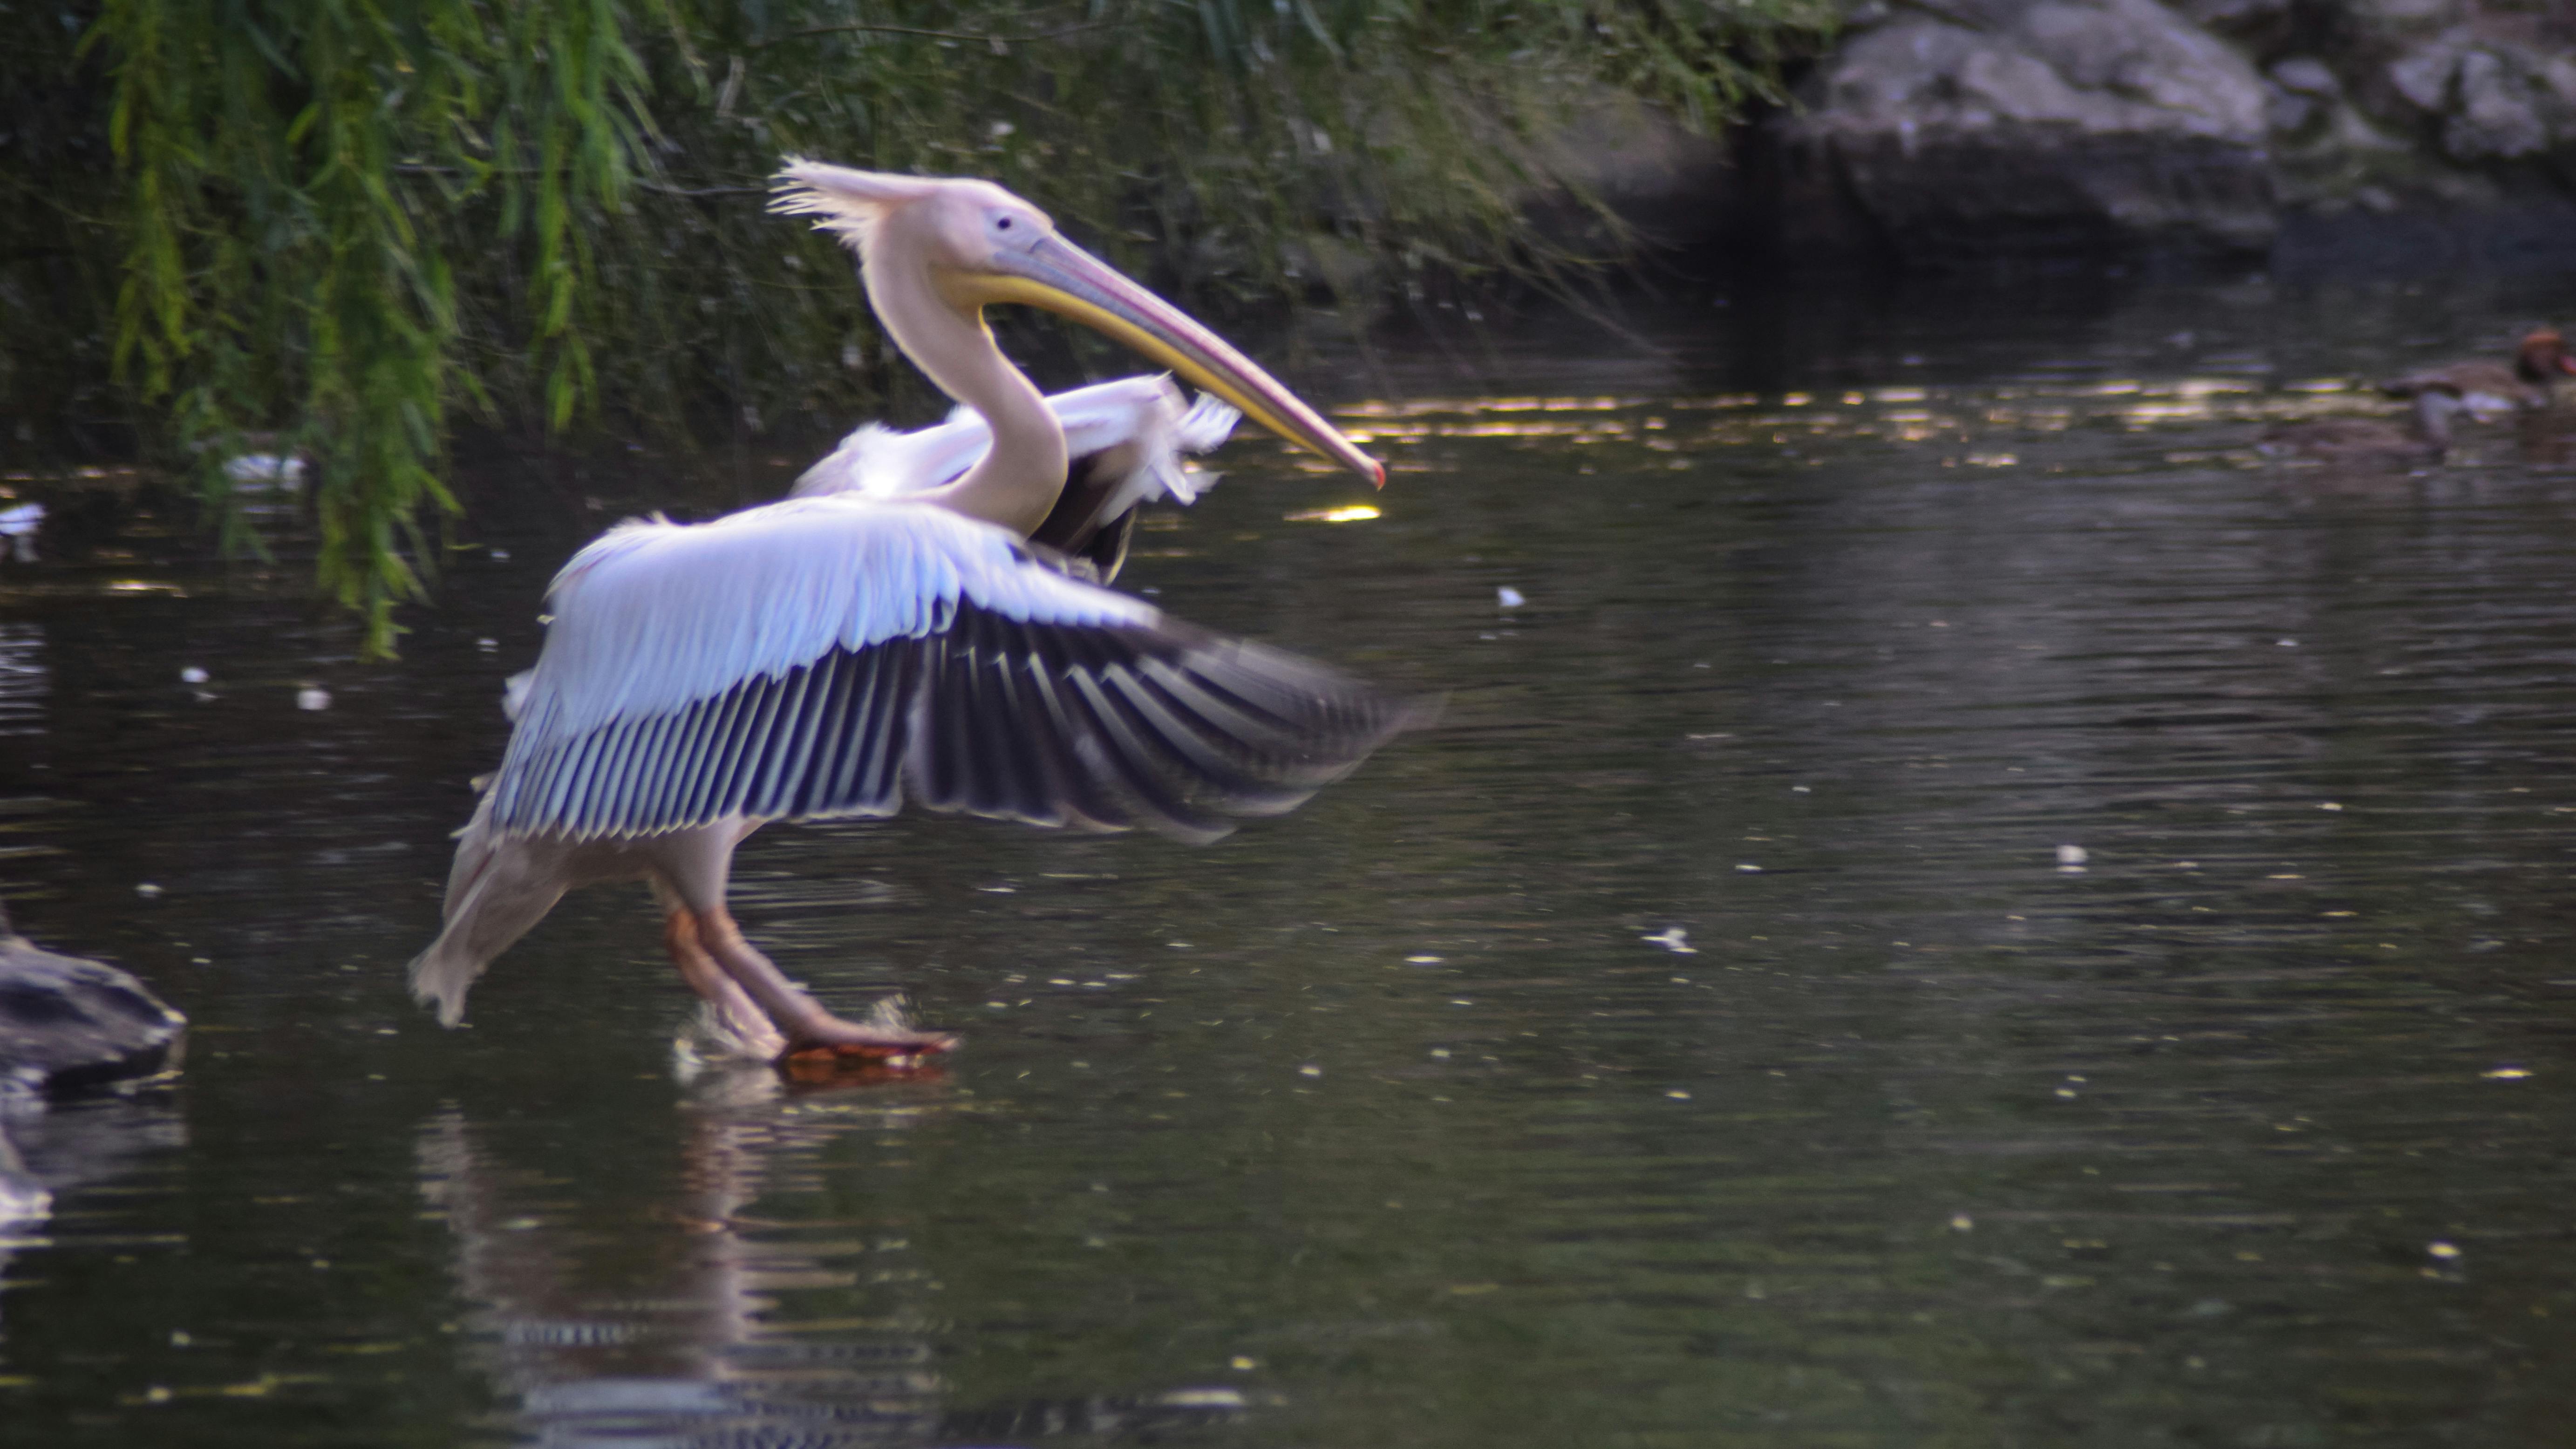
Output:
top-left (0, 904), bottom-right (186, 1094)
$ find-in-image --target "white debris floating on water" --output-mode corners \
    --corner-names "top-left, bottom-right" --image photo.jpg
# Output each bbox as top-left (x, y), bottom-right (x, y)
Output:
top-left (1643, 927), bottom-right (1697, 954)
top-left (0, 502), bottom-right (43, 563)
top-left (2056, 844), bottom-right (2089, 873)
top-left (179, 667), bottom-right (210, 685)
top-left (1496, 586), bottom-right (1527, 608)
top-left (296, 687), bottom-right (333, 711)
top-left (222, 453), bottom-right (307, 489)
top-left (0, 1170), bottom-right (50, 1228)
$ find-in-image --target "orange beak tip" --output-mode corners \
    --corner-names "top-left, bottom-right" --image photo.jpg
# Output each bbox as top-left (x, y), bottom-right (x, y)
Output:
top-left (1369, 458), bottom-right (1388, 490)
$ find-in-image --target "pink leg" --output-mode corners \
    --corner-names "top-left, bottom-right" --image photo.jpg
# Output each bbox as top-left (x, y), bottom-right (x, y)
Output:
top-left (696, 906), bottom-right (957, 1058)
top-left (663, 907), bottom-right (788, 1060)
top-left (645, 823), bottom-right (954, 1061)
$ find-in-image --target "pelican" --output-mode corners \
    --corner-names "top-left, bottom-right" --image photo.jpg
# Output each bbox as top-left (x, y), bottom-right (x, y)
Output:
top-left (407, 160), bottom-right (1427, 1064)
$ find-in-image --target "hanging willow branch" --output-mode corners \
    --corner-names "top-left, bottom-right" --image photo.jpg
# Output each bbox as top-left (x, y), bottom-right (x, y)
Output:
top-left (78, 0), bottom-right (658, 654)
top-left (31, 0), bottom-right (1835, 657)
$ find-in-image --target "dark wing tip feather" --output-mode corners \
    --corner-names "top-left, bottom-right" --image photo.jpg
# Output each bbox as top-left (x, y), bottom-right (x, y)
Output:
top-left (900, 602), bottom-right (1427, 844)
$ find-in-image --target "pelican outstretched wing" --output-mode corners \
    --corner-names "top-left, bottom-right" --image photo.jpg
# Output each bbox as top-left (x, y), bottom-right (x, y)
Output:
top-left (487, 497), bottom-right (1426, 845)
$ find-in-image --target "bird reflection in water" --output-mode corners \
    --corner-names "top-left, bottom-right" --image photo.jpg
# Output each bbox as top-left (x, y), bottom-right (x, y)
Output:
top-left (2511, 407), bottom-right (2576, 468)
top-left (416, 1068), bottom-right (945, 1445)
top-left (416, 1066), bottom-right (1257, 1445)
top-left (0, 1094), bottom-right (188, 1345)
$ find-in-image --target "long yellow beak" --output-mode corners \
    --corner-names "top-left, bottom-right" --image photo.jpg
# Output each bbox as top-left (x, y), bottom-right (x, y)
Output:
top-left (970, 235), bottom-right (1384, 487)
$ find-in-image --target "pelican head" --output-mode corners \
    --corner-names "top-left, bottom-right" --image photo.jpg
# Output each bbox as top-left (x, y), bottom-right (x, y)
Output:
top-left (773, 158), bottom-right (1383, 488)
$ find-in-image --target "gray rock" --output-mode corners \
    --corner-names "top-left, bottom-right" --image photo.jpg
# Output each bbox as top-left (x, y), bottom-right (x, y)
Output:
top-left (2350, 0), bottom-right (2468, 31)
top-left (2387, 37), bottom-right (2466, 114)
top-left (2267, 83), bottom-right (2322, 136)
top-left (2272, 58), bottom-right (2342, 99)
top-left (0, 903), bottom-right (185, 1094)
top-left (2373, 30), bottom-right (2576, 163)
top-left (2265, 60), bottom-right (2344, 138)
top-left (1772, 0), bottom-right (2277, 262)
top-left (2170, 0), bottom-right (2291, 35)
top-left (2446, 47), bottom-right (2559, 160)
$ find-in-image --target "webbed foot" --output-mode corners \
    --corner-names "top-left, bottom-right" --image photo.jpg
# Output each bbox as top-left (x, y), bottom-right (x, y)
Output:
top-left (778, 995), bottom-right (957, 1065)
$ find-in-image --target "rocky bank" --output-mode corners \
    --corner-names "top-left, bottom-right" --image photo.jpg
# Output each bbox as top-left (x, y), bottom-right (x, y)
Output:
top-left (1602, 0), bottom-right (2576, 272)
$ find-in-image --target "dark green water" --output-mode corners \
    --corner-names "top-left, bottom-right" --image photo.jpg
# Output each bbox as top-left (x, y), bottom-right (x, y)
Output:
top-left (9, 272), bottom-right (2576, 1446)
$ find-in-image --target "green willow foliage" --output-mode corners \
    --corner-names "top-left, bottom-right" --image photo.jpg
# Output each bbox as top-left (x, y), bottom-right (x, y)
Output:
top-left (10, 0), bottom-right (1833, 655)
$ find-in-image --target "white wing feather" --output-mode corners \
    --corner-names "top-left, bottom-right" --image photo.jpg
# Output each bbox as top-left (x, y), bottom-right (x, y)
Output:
top-left (794, 375), bottom-right (1237, 509)
top-left (516, 496), bottom-right (1157, 744)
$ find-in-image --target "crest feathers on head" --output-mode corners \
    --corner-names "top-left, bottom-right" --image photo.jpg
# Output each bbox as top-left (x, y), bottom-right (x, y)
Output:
top-left (770, 158), bottom-right (942, 252)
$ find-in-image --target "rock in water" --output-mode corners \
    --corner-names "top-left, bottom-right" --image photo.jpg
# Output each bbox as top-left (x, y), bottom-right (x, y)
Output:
top-left (1770, 0), bottom-right (2276, 263)
top-left (0, 904), bottom-right (186, 1094)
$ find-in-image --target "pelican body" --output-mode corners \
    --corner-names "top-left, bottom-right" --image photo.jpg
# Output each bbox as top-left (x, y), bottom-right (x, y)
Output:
top-left (408, 161), bottom-right (1421, 1063)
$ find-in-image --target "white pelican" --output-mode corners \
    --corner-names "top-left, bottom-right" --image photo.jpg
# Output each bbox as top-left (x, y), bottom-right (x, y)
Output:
top-left (408, 160), bottom-right (1425, 1065)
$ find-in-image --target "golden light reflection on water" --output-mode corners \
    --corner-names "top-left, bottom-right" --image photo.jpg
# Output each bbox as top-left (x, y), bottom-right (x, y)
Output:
top-left (1335, 395), bottom-right (1645, 419)
top-left (1351, 419), bottom-right (1637, 442)
top-left (2124, 401), bottom-right (2222, 425)
top-left (1321, 374), bottom-right (2425, 475)
top-left (1283, 505), bottom-right (1382, 524)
